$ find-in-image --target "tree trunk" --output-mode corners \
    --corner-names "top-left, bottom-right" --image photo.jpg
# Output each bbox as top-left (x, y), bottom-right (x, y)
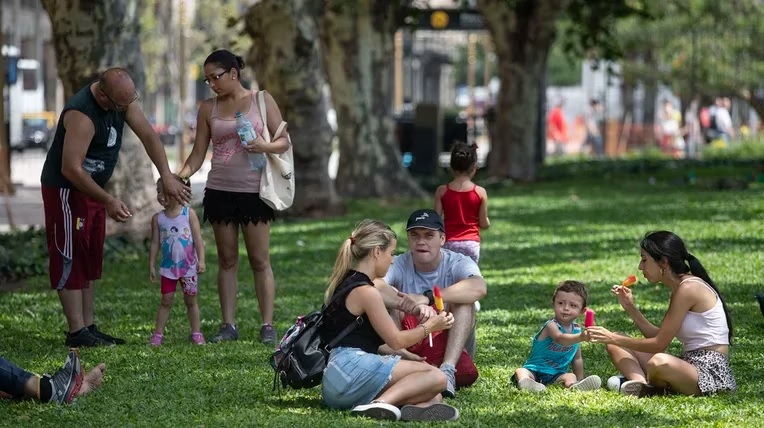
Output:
top-left (320, 1), bottom-right (425, 198)
top-left (244, 0), bottom-right (343, 217)
top-left (41, 0), bottom-right (158, 238)
top-left (745, 91), bottom-right (764, 126)
top-left (477, 0), bottom-right (569, 182)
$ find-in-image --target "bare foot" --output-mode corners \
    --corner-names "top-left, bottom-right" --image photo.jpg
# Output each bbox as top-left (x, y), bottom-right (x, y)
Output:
top-left (76, 363), bottom-right (106, 397)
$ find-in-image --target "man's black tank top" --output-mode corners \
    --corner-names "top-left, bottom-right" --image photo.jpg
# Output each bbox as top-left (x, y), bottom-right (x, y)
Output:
top-left (41, 83), bottom-right (126, 188)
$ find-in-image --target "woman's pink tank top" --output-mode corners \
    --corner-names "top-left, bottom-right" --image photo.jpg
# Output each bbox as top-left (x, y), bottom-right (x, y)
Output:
top-left (205, 91), bottom-right (265, 193)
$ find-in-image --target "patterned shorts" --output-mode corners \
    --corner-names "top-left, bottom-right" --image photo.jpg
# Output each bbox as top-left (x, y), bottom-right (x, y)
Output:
top-left (444, 240), bottom-right (481, 263)
top-left (160, 275), bottom-right (198, 296)
top-left (681, 349), bottom-right (737, 394)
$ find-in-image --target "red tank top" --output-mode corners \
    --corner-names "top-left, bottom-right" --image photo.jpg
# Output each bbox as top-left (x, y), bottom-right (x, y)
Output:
top-left (441, 184), bottom-right (482, 242)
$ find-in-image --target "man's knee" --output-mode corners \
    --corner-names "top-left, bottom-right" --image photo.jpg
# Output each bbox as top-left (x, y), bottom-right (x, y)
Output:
top-left (450, 302), bottom-right (475, 324)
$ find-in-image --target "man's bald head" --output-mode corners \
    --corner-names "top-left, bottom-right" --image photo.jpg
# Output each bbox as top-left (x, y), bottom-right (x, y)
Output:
top-left (98, 68), bottom-right (138, 111)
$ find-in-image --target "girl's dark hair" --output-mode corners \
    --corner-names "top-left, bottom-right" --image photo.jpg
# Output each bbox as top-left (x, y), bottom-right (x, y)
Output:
top-left (449, 141), bottom-right (477, 173)
top-left (553, 280), bottom-right (588, 308)
top-left (640, 231), bottom-right (733, 342)
top-left (204, 49), bottom-right (245, 73)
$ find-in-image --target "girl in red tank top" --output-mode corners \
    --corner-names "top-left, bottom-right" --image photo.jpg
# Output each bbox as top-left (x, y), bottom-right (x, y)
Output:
top-left (434, 142), bottom-right (490, 265)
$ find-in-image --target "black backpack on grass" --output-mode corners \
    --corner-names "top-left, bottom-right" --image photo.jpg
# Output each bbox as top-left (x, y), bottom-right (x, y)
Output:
top-left (270, 278), bottom-right (367, 391)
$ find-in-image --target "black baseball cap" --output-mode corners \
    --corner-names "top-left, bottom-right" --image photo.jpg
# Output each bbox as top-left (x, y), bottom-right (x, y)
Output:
top-left (406, 209), bottom-right (444, 232)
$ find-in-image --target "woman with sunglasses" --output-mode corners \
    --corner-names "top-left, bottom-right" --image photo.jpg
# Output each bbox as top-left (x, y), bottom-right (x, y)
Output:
top-left (179, 49), bottom-right (291, 344)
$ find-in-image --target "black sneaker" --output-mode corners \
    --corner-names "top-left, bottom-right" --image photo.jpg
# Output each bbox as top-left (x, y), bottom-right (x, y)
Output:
top-left (209, 323), bottom-right (238, 343)
top-left (45, 350), bottom-right (83, 404)
top-left (260, 324), bottom-right (276, 345)
top-left (65, 328), bottom-right (115, 348)
top-left (756, 293), bottom-right (764, 318)
top-left (401, 403), bottom-right (459, 421)
top-left (620, 380), bottom-right (667, 397)
top-left (88, 324), bottom-right (125, 345)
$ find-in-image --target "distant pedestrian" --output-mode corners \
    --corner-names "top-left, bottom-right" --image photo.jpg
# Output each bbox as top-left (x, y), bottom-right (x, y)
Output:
top-left (547, 98), bottom-right (568, 155)
top-left (584, 99), bottom-right (604, 158)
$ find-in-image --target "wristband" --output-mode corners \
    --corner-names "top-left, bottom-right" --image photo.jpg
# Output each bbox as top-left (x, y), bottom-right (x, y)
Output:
top-left (423, 290), bottom-right (435, 306)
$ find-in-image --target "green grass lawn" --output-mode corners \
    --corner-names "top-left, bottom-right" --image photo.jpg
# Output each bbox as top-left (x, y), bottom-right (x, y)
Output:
top-left (2, 163), bottom-right (764, 427)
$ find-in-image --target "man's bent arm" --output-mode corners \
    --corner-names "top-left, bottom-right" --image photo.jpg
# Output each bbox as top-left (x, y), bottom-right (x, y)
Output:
top-left (441, 276), bottom-right (486, 305)
top-left (373, 279), bottom-right (405, 310)
top-left (60, 111), bottom-right (114, 204)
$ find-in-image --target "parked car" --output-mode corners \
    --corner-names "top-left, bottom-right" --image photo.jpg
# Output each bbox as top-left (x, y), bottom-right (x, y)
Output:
top-left (152, 123), bottom-right (180, 146)
top-left (11, 112), bottom-right (56, 152)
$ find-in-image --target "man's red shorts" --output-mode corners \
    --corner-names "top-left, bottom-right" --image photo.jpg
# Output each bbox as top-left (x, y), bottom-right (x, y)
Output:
top-left (42, 185), bottom-right (106, 290)
top-left (401, 313), bottom-right (479, 388)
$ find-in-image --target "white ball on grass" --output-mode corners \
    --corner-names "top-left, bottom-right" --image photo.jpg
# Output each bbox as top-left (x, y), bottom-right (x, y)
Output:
top-left (607, 375), bottom-right (624, 391)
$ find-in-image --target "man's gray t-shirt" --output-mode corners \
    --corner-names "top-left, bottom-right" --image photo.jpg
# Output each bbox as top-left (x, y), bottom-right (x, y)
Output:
top-left (384, 249), bottom-right (482, 295)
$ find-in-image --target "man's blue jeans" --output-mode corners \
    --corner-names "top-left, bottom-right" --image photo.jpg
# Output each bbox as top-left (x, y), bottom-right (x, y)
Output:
top-left (1, 356), bottom-right (34, 398)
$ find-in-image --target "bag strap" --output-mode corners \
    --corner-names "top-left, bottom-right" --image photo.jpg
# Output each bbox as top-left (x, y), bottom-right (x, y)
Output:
top-left (272, 276), bottom-right (370, 395)
top-left (258, 91), bottom-right (271, 142)
top-left (273, 121), bottom-right (287, 140)
top-left (325, 314), bottom-right (363, 350)
top-left (320, 276), bottom-right (371, 351)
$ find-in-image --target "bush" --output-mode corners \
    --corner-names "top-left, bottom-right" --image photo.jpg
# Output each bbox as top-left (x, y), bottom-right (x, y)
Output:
top-left (0, 227), bottom-right (48, 283)
top-left (702, 136), bottom-right (764, 160)
top-left (0, 227), bottom-right (149, 284)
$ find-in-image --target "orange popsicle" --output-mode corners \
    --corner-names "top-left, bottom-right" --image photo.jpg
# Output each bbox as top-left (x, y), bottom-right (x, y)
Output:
top-left (622, 275), bottom-right (637, 287)
top-left (433, 286), bottom-right (444, 312)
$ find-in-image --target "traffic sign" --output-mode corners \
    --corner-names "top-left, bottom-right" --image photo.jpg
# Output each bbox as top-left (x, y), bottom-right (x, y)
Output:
top-left (407, 9), bottom-right (485, 31)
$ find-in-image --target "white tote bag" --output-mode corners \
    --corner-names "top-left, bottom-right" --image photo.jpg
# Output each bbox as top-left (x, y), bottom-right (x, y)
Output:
top-left (257, 91), bottom-right (295, 211)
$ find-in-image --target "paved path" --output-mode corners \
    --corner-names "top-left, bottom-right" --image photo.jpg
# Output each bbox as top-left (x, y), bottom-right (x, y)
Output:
top-left (0, 151), bottom-right (208, 232)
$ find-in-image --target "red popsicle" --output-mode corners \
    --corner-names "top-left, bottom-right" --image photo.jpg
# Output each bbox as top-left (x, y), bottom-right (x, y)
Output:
top-left (584, 308), bottom-right (596, 328)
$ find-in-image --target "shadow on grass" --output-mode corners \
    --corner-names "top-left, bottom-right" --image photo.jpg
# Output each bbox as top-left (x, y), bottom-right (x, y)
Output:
top-left (263, 394), bottom-right (325, 409)
top-left (496, 402), bottom-right (685, 427)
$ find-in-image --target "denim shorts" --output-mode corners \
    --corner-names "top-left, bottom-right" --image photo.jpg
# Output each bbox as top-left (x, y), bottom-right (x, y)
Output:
top-left (321, 347), bottom-right (401, 409)
top-left (517, 369), bottom-right (563, 385)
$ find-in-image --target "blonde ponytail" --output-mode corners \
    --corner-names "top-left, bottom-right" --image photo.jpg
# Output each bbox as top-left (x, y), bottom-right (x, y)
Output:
top-left (324, 219), bottom-right (397, 304)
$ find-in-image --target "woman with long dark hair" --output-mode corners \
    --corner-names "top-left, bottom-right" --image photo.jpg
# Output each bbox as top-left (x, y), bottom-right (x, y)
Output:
top-left (588, 231), bottom-right (736, 396)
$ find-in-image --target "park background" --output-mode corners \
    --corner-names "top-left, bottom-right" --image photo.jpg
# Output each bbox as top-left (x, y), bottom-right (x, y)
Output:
top-left (2, 0), bottom-right (764, 426)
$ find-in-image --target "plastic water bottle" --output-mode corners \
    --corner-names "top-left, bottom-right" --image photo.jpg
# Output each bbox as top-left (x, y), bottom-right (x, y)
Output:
top-left (235, 112), bottom-right (266, 171)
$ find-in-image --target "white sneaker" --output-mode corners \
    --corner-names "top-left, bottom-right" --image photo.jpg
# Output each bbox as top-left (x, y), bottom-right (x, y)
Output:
top-left (607, 375), bottom-right (626, 391)
top-left (350, 402), bottom-right (401, 421)
top-left (517, 377), bottom-right (546, 393)
top-left (570, 375), bottom-right (602, 391)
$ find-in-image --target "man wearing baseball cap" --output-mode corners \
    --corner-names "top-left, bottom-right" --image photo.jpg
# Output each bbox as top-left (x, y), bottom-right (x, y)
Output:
top-left (375, 208), bottom-right (486, 398)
